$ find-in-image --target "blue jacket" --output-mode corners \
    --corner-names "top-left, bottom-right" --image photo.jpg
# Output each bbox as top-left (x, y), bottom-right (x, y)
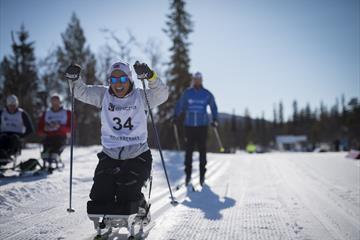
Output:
top-left (175, 87), bottom-right (218, 127)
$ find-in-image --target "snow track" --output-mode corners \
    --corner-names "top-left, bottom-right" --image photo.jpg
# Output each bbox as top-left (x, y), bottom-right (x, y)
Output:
top-left (147, 152), bottom-right (360, 240)
top-left (0, 149), bottom-right (359, 240)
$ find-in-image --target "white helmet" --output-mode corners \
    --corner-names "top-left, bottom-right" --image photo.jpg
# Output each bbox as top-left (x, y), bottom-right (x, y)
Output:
top-left (6, 94), bottom-right (19, 107)
top-left (107, 61), bottom-right (133, 83)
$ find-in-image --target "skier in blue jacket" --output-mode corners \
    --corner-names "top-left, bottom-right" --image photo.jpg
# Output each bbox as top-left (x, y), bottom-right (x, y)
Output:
top-left (174, 72), bottom-right (218, 187)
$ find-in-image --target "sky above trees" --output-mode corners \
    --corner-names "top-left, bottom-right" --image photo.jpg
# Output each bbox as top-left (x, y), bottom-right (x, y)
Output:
top-left (1, 0), bottom-right (359, 120)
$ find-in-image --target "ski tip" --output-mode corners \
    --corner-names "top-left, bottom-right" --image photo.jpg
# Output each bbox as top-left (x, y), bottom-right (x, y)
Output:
top-left (66, 208), bottom-right (75, 213)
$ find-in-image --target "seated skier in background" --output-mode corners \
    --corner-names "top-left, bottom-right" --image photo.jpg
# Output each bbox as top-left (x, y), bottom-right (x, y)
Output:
top-left (65, 60), bottom-right (168, 219)
top-left (37, 94), bottom-right (71, 167)
top-left (0, 94), bottom-right (33, 163)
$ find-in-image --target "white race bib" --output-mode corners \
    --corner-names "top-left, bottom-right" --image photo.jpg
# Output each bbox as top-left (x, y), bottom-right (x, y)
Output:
top-left (101, 88), bottom-right (147, 148)
top-left (0, 108), bottom-right (25, 134)
top-left (44, 109), bottom-right (68, 131)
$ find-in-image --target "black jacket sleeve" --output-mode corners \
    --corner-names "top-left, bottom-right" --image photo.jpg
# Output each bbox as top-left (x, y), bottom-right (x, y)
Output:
top-left (21, 111), bottom-right (34, 137)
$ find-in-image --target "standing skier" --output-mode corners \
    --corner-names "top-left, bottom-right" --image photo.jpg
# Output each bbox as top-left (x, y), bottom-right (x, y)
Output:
top-left (0, 95), bottom-right (33, 162)
top-left (174, 72), bottom-right (218, 187)
top-left (37, 94), bottom-right (71, 168)
top-left (65, 61), bottom-right (168, 218)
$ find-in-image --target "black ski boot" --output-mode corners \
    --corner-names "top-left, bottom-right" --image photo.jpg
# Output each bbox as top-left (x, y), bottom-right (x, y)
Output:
top-left (200, 175), bottom-right (205, 187)
top-left (185, 175), bottom-right (191, 186)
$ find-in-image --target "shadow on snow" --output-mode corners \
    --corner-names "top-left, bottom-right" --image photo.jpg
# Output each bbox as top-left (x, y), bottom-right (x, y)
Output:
top-left (182, 185), bottom-right (236, 220)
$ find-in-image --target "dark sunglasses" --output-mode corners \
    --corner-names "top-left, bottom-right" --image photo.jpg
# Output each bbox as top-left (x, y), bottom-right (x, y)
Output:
top-left (110, 76), bottom-right (130, 84)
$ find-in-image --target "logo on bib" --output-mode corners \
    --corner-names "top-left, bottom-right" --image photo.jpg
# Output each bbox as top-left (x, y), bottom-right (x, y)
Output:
top-left (108, 103), bottom-right (137, 112)
top-left (108, 103), bottom-right (115, 111)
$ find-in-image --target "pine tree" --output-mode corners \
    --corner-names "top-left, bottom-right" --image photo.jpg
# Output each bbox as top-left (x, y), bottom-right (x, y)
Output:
top-left (244, 108), bottom-right (253, 145)
top-left (158, 0), bottom-right (193, 149)
top-left (57, 13), bottom-right (100, 145)
top-left (278, 101), bottom-right (284, 126)
top-left (1, 24), bottom-right (39, 120)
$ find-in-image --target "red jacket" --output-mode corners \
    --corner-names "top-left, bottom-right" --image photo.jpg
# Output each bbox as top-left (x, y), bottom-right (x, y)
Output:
top-left (37, 108), bottom-right (71, 137)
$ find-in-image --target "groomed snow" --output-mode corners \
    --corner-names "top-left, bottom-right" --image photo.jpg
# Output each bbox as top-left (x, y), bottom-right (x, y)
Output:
top-left (0, 146), bottom-right (359, 240)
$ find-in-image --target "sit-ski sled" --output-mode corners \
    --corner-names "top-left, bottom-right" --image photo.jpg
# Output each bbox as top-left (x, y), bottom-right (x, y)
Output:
top-left (87, 200), bottom-right (152, 240)
top-left (41, 152), bottom-right (65, 172)
top-left (0, 157), bottom-right (48, 178)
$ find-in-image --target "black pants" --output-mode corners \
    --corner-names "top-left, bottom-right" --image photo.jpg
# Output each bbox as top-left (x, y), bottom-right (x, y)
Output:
top-left (0, 134), bottom-right (22, 159)
top-left (90, 150), bottom-right (152, 205)
top-left (185, 126), bottom-right (208, 181)
top-left (42, 136), bottom-right (67, 154)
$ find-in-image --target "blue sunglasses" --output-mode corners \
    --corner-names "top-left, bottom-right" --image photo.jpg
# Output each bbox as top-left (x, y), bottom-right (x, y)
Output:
top-left (110, 76), bottom-right (130, 84)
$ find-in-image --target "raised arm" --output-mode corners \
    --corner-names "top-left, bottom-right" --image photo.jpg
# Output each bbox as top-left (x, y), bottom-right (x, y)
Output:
top-left (65, 64), bottom-right (106, 108)
top-left (69, 79), bottom-right (107, 108)
top-left (140, 78), bottom-right (169, 109)
top-left (133, 61), bottom-right (169, 109)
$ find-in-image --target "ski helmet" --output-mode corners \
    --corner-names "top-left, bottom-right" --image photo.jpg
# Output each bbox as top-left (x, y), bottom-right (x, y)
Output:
top-left (107, 61), bottom-right (133, 84)
top-left (6, 94), bottom-right (19, 107)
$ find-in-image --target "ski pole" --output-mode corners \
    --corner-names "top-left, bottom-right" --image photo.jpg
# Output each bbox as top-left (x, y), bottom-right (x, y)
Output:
top-left (213, 126), bottom-right (225, 153)
top-left (139, 77), bottom-right (178, 205)
top-left (173, 123), bottom-right (181, 151)
top-left (67, 84), bottom-right (75, 213)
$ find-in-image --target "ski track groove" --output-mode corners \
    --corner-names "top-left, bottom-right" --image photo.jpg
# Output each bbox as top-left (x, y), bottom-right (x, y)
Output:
top-left (1, 149), bottom-right (359, 240)
top-left (0, 147), bottom-right (99, 240)
top-left (82, 152), bottom-right (229, 240)
top-left (269, 155), bottom-right (360, 240)
top-left (287, 156), bottom-right (360, 218)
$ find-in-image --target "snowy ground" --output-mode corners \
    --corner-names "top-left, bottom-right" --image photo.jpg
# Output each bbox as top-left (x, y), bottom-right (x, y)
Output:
top-left (0, 145), bottom-right (359, 240)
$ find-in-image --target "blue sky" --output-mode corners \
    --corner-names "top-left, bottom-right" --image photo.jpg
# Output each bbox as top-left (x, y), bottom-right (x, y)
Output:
top-left (1, 0), bottom-right (359, 120)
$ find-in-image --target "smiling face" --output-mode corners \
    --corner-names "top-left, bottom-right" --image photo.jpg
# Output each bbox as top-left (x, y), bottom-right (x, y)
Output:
top-left (110, 70), bottom-right (131, 98)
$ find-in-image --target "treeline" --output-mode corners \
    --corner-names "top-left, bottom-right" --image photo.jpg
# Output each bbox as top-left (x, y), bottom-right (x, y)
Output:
top-left (0, 13), bottom-right (159, 145)
top-left (1, 0), bottom-right (359, 151)
top-left (0, 0), bottom-right (194, 147)
top-left (214, 98), bottom-right (360, 151)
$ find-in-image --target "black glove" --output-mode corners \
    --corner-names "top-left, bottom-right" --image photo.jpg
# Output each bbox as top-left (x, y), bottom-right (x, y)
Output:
top-left (133, 61), bottom-right (154, 80)
top-left (65, 64), bottom-right (81, 81)
top-left (211, 120), bottom-right (218, 128)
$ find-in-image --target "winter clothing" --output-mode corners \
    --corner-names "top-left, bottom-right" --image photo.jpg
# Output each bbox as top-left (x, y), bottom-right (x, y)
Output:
top-left (184, 126), bottom-right (208, 184)
top-left (69, 66), bottom-right (168, 160)
top-left (174, 87), bottom-right (218, 127)
top-left (37, 107), bottom-right (71, 137)
top-left (107, 61), bottom-right (133, 82)
top-left (89, 150), bottom-right (152, 203)
top-left (67, 60), bottom-right (168, 208)
top-left (0, 106), bottom-right (33, 160)
top-left (0, 107), bottom-right (33, 137)
top-left (174, 83), bottom-right (218, 186)
top-left (37, 107), bottom-right (71, 156)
